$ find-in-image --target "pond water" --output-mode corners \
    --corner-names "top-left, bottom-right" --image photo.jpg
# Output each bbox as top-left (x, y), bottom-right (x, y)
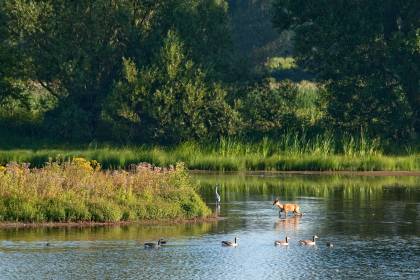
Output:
top-left (0, 173), bottom-right (419, 279)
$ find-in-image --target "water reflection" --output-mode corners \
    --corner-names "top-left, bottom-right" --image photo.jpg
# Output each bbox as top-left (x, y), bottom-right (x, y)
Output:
top-left (0, 173), bottom-right (419, 279)
top-left (214, 203), bottom-right (221, 217)
top-left (274, 216), bottom-right (301, 233)
top-left (0, 222), bottom-right (215, 243)
top-left (196, 173), bottom-right (420, 202)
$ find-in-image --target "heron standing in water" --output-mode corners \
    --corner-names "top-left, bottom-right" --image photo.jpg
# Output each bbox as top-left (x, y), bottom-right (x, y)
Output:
top-left (215, 185), bottom-right (221, 205)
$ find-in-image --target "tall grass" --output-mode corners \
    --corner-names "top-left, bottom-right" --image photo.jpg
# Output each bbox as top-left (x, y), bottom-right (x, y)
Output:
top-left (0, 159), bottom-right (210, 223)
top-left (0, 133), bottom-right (418, 171)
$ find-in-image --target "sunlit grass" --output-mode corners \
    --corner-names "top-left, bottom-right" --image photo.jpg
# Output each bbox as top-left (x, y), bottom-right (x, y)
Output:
top-left (0, 134), bottom-right (418, 171)
top-left (265, 56), bottom-right (297, 71)
top-left (0, 159), bottom-right (210, 223)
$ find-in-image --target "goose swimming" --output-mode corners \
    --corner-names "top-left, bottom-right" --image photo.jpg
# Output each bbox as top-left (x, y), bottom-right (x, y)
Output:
top-left (299, 235), bottom-right (319, 246)
top-left (144, 239), bottom-right (164, 249)
top-left (274, 236), bottom-right (290, 246)
top-left (222, 237), bottom-right (239, 247)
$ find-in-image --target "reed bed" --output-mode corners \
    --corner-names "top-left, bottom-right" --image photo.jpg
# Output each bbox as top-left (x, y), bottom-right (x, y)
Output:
top-left (0, 159), bottom-right (210, 223)
top-left (0, 134), bottom-right (419, 171)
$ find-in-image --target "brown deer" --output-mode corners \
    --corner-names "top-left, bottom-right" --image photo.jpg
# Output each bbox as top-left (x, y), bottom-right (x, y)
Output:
top-left (273, 199), bottom-right (303, 218)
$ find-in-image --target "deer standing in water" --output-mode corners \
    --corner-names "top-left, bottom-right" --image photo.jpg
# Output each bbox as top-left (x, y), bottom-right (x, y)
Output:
top-left (273, 198), bottom-right (303, 218)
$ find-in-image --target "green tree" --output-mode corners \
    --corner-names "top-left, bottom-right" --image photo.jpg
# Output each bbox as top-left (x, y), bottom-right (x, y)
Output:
top-left (0, 3), bottom-right (25, 106)
top-left (272, 0), bottom-right (419, 139)
top-left (2, 0), bottom-right (233, 141)
top-left (104, 31), bottom-right (236, 144)
top-left (237, 80), bottom-right (300, 138)
top-left (2, 0), bottom-right (165, 140)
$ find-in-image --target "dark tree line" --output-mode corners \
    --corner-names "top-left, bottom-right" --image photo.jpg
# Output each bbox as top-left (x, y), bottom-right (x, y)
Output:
top-left (0, 0), bottom-right (418, 145)
top-left (272, 0), bottom-right (420, 139)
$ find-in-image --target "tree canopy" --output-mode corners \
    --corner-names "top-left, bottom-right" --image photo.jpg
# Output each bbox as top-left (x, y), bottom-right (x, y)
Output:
top-left (1, 0), bottom-right (233, 142)
top-left (272, 0), bottom-right (420, 139)
top-left (0, 0), bottom-right (418, 147)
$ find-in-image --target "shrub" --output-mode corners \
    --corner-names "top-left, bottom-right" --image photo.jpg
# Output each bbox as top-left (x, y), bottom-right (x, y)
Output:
top-left (88, 200), bottom-right (122, 222)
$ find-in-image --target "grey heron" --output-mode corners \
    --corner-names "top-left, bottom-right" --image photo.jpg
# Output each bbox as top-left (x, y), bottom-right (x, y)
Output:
top-left (215, 185), bottom-right (221, 205)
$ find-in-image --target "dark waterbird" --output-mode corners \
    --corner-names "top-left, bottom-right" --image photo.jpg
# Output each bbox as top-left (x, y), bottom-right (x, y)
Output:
top-left (222, 237), bottom-right (239, 247)
top-left (274, 236), bottom-right (290, 246)
top-left (299, 235), bottom-right (319, 246)
top-left (144, 238), bottom-right (166, 249)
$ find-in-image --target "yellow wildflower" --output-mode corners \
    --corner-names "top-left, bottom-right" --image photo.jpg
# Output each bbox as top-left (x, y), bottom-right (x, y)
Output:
top-left (72, 157), bottom-right (94, 172)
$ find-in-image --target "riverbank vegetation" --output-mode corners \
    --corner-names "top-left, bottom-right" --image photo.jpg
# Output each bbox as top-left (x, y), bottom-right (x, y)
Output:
top-left (0, 159), bottom-right (210, 223)
top-left (1, 134), bottom-right (419, 171)
top-left (0, 1), bottom-right (419, 171)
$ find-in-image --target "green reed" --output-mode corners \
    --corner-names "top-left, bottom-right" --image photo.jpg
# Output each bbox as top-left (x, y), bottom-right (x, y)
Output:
top-left (0, 133), bottom-right (418, 171)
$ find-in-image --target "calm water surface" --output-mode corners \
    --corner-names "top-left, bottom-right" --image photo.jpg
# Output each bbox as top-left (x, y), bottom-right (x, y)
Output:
top-left (0, 174), bottom-right (419, 279)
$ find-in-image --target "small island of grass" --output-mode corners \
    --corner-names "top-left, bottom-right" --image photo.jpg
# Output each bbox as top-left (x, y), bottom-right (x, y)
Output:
top-left (0, 159), bottom-right (211, 226)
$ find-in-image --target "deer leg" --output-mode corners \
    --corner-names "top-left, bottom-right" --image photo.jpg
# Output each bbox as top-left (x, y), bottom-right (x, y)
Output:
top-left (295, 209), bottom-right (303, 216)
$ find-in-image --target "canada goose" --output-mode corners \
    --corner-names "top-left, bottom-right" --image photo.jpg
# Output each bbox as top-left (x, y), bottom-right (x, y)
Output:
top-left (215, 185), bottom-right (221, 205)
top-left (274, 236), bottom-right (290, 246)
top-left (144, 239), bottom-right (163, 249)
top-left (299, 235), bottom-right (319, 246)
top-left (222, 237), bottom-right (239, 247)
top-left (326, 242), bottom-right (333, 247)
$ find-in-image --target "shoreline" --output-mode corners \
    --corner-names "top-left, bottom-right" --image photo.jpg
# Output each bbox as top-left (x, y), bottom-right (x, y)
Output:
top-left (190, 170), bottom-right (420, 177)
top-left (0, 216), bottom-right (223, 229)
top-left (1, 147), bottom-right (419, 172)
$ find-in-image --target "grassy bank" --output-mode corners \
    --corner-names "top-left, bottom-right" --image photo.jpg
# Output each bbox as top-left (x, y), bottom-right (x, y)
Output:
top-left (0, 159), bottom-right (210, 223)
top-left (0, 136), bottom-right (419, 171)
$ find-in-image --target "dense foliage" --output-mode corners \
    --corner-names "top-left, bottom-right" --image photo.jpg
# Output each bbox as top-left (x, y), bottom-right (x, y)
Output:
top-left (0, 0), bottom-right (234, 143)
top-left (0, 159), bottom-right (210, 222)
top-left (272, 0), bottom-right (420, 140)
top-left (104, 31), bottom-right (236, 143)
top-left (0, 0), bottom-right (419, 149)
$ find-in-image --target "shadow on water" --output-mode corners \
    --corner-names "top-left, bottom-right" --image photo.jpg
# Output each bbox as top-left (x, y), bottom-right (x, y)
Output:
top-left (0, 222), bottom-right (215, 243)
